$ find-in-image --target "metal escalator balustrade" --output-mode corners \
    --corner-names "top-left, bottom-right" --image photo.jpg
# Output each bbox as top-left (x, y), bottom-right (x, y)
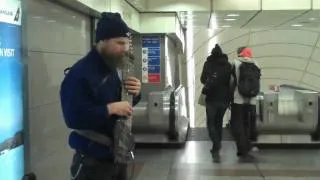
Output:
top-left (254, 86), bottom-right (320, 146)
top-left (132, 85), bottom-right (189, 144)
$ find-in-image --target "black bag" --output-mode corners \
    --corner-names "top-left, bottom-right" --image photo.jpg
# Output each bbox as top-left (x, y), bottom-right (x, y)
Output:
top-left (203, 63), bottom-right (231, 94)
top-left (238, 62), bottom-right (261, 98)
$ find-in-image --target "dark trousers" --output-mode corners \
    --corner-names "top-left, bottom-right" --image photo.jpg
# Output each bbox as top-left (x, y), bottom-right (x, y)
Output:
top-left (206, 102), bottom-right (228, 152)
top-left (70, 152), bottom-right (127, 180)
top-left (230, 103), bottom-right (256, 155)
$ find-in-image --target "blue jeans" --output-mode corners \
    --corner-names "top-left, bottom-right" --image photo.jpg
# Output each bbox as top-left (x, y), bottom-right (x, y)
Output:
top-left (206, 102), bottom-right (228, 152)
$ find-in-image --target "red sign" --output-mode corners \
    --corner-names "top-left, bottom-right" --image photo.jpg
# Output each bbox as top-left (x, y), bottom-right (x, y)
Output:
top-left (148, 74), bottom-right (161, 83)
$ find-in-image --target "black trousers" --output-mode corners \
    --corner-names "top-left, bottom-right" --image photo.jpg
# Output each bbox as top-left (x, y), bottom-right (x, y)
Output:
top-left (70, 152), bottom-right (127, 180)
top-left (206, 102), bottom-right (228, 152)
top-left (230, 103), bottom-right (256, 155)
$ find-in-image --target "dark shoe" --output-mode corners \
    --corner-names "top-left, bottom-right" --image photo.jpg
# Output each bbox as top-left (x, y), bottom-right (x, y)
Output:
top-left (212, 154), bottom-right (221, 163)
top-left (239, 153), bottom-right (256, 162)
top-left (210, 150), bottom-right (220, 163)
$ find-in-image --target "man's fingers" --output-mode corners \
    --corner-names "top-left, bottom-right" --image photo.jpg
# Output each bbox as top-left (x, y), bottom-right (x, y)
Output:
top-left (124, 80), bottom-right (140, 86)
top-left (125, 85), bottom-right (140, 90)
top-left (127, 76), bottom-right (139, 82)
top-left (128, 90), bottom-right (139, 95)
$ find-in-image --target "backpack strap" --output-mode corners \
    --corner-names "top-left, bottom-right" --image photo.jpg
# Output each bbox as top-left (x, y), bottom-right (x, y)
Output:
top-left (73, 130), bottom-right (113, 147)
top-left (228, 64), bottom-right (237, 103)
top-left (231, 64), bottom-right (237, 89)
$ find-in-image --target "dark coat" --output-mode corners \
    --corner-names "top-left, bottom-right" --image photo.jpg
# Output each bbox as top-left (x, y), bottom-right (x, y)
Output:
top-left (60, 48), bottom-right (141, 158)
top-left (200, 44), bottom-right (232, 103)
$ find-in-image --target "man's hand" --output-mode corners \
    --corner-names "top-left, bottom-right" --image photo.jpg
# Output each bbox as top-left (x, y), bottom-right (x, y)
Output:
top-left (108, 101), bottom-right (133, 117)
top-left (124, 77), bottom-right (141, 97)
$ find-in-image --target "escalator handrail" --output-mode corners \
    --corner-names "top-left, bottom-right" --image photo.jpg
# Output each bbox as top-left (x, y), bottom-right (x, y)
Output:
top-left (174, 85), bottom-right (183, 95)
top-left (167, 85), bottom-right (186, 140)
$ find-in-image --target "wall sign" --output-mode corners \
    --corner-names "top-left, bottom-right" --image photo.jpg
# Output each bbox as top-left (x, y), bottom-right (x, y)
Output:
top-left (141, 36), bottom-right (161, 84)
top-left (0, 0), bottom-right (24, 179)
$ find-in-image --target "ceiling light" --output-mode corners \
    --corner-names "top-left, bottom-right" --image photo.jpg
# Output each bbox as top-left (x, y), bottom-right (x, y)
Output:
top-left (227, 14), bottom-right (239, 17)
top-left (291, 24), bottom-right (303, 27)
top-left (224, 18), bottom-right (237, 21)
top-left (221, 25), bottom-right (232, 28)
top-left (32, 16), bottom-right (43, 19)
top-left (309, 17), bottom-right (316, 21)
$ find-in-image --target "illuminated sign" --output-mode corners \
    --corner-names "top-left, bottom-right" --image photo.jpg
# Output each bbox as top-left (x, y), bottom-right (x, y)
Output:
top-left (0, 0), bottom-right (21, 25)
top-left (141, 36), bottom-right (161, 84)
top-left (0, 0), bottom-right (24, 179)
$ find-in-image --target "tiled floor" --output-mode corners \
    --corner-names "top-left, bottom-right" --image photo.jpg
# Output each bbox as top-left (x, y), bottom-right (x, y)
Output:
top-left (132, 141), bottom-right (320, 180)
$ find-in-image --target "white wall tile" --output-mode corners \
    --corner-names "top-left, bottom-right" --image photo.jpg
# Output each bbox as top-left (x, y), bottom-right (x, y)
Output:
top-left (28, 102), bottom-right (68, 164)
top-left (28, 52), bottom-right (81, 108)
top-left (27, 0), bottom-right (91, 178)
top-left (311, 48), bottom-right (320, 62)
top-left (31, 146), bottom-right (73, 180)
top-left (27, 0), bottom-right (91, 54)
top-left (306, 61), bottom-right (320, 76)
top-left (252, 44), bottom-right (313, 58)
top-left (302, 73), bottom-right (320, 88)
top-left (262, 68), bottom-right (303, 80)
top-left (256, 57), bottom-right (307, 70)
top-left (261, 79), bottom-right (298, 91)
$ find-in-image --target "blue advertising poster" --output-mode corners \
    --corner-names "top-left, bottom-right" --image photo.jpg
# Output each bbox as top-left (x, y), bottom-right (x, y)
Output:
top-left (141, 36), bottom-right (161, 83)
top-left (0, 1), bottom-right (25, 180)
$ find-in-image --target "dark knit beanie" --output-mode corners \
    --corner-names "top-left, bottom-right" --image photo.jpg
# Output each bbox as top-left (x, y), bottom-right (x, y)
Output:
top-left (95, 12), bottom-right (130, 42)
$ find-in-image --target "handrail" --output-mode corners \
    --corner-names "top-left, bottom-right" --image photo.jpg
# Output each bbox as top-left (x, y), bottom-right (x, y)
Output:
top-left (174, 85), bottom-right (183, 95)
top-left (167, 85), bottom-right (185, 140)
top-left (280, 84), bottom-right (319, 93)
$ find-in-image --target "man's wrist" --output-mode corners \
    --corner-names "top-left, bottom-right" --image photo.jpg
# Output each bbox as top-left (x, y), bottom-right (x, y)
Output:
top-left (107, 103), bottom-right (113, 116)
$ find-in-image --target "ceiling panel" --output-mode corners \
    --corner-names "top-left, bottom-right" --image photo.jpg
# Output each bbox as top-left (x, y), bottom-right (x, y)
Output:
top-left (178, 11), bottom-right (210, 27)
top-left (145, 0), bottom-right (210, 11)
top-left (214, 10), bottom-right (258, 28)
top-left (179, 10), bottom-right (258, 28)
top-left (314, 0), bottom-right (320, 10)
top-left (262, 0), bottom-right (311, 10)
top-left (244, 10), bottom-right (308, 28)
top-left (213, 0), bottom-right (260, 11)
top-left (126, 0), bottom-right (147, 11)
top-left (280, 10), bottom-right (320, 28)
top-left (179, 10), bottom-right (320, 29)
top-left (249, 29), bottom-right (318, 46)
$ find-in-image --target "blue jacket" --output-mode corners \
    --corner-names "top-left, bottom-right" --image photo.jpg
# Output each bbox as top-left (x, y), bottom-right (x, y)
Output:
top-left (60, 48), bottom-right (141, 159)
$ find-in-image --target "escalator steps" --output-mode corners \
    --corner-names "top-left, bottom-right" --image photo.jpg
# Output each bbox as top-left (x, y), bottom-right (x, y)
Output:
top-left (187, 128), bottom-right (234, 141)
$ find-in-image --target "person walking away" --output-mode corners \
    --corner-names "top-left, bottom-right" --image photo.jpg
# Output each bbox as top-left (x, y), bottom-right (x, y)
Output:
top-left (230, 47), bottom-right (261, 160)
top-left (60, 12), bottom-right (142, 180)
top-left (200, 44), bottom-right (233, 162)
